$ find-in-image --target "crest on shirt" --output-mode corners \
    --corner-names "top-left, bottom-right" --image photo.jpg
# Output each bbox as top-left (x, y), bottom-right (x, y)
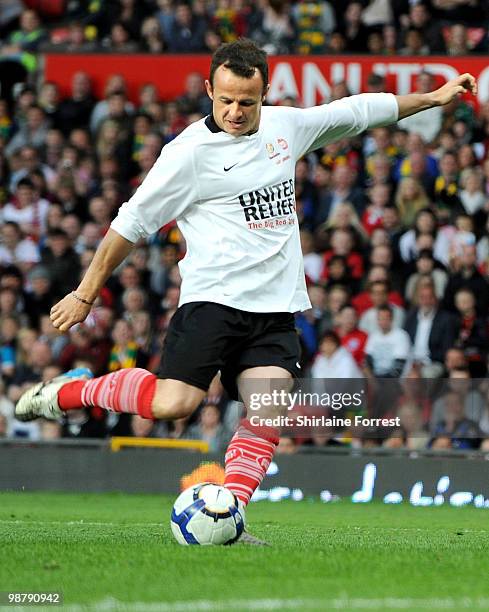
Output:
top-left (266, 143), bottom-right (279, 159)
top-left (277, 138), bottom-right (288, 150)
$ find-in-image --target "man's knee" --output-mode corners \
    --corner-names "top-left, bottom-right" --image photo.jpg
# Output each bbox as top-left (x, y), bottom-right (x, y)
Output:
top-left (151, 378), bottom-right (206, 419)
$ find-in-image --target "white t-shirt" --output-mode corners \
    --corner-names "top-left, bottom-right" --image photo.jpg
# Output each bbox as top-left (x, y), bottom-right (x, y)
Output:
top-left (0, 239), bottom-right (40, 266)
top-left (111, 94), bottom-right (399, 313)
top-left (399, 228), bottom-right (450, 266)
top-left (459, 189), bottom-right (486, 216)
top-left (397, 106), bottom-right (442, 144)
top-left (359, 305), bottom-right (405, 335)
top-left (412, 309), bottom-right (435, 363)
top-left (303, 252), bottom-right (323, 283)
top-left (365, 328), bottom-right (411, 375)
top-left (311, 347), bottom-right (364, 379)
top-left (1, 199), bottom-right (49, 235)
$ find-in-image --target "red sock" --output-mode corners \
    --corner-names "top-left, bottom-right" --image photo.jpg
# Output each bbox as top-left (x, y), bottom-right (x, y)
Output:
top-left (58, 368), bottom-right (156, 419)
top-left (224, 419), bottom-right (279, 505)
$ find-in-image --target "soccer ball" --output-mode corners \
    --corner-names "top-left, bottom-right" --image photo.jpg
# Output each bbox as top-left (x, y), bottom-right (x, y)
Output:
top-left (170, 482), bottom-right (245, 545)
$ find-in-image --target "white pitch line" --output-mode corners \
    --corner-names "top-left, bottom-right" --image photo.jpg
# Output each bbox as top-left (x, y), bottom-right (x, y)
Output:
top-left (0, 520), bottom-right (164, 528)
top-left (1, 520), bottom-right (489, 534)
top-left (4, 597), bottom-right (489, 611)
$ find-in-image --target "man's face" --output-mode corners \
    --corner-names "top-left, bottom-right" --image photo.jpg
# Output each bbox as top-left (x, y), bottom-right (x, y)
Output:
top-left (50, 236), bottom-right (69, 257)
top-left (373, 128), bottom-right (389, 149)
top-left (120, 267), bottom-right (139, 288)
top-left (175, 4), bottom-right (192, 26)
top-left (187, 73), bottom-right (204, 96)
top-left (445, 349), bottom-right (465, 371)
top-left (27, 108), bottom-right (44, 130)
top-left (21, 10), bottom-right (38, 32)
top-left (418, 285), bottom-right (436, 310)
top-left (382, 207), bottom-right (399, 230)
top-left (108, 95), bottom-right (126, 117)
top-left (340, 307), bottom-right (357, 333)
top-left (440, 154), bottom-right (458, 177)
top-left (410, 4), bottom-right (427, 27)
top-left (320, 338), bottom-right (338, 358)
top-left (417, 256), bottom-right (433, 274)
top-left (416, 73), bottom-right (434, 94)
top-left (16, 185), bottom-right (35, 207)
top-left (370, 283), bottom-right (388, 307)
top-left (455, 290), bottom-right (474, 315)
top-left (370, 245), bottom-right (391, 267)
top-left (72, 72), bottom-right (91, 98)
top-left (333, 165), bottom-right (353, 189)
top-left (1, 225), bottom-right (20, 247)
top-left (21, 148), bottom-right (38, 170)
top-left (377, 309), bottom-right (392, 333)
top-left (205, 65), bottom-right (268, 137)
top-left (32, 276), bottom-right (50, 296)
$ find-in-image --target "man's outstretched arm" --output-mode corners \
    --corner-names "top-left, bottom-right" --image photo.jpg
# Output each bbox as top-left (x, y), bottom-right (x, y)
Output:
top-left (396, 73), bottom-right (477, 120)
top-left (50, 229), bottom-right (134, 332)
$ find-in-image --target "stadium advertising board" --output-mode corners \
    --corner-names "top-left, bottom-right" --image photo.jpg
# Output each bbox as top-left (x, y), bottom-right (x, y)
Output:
top-left (2, 445), bottom-right (489, 510)
top-left (257, 458), bottom-right (489, 509)
top-left (44, 54), bottom-right (489, 108)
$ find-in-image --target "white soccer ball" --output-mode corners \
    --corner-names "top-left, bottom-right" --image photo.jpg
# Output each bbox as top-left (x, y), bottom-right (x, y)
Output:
top-left (170, 482), bottom-right (245, 545)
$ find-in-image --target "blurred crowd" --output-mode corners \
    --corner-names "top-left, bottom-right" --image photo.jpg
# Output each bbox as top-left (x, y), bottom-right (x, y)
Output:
top-left (0, 0), bottom-right (488, 59)
top-left (0, 0), bottom-right (488, 453)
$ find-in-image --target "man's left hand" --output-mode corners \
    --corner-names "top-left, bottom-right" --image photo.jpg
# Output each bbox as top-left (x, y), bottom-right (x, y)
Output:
top-left (431, 73), bottom-right (477, 106)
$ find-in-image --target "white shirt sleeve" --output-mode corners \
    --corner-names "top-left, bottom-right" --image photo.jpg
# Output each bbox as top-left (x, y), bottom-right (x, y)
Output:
top-left (18, 239), bottom-right (40, 263)
top-left (343, 352), bottom-right (363, 379)
top-left (110, 140), bottom-right (199, 243)
top-left (291, 93), bottom-right (399, 158)
top-left (365, 334), bottom-right (374, 356)
top-left (393, 330), bottom-right (411, 360)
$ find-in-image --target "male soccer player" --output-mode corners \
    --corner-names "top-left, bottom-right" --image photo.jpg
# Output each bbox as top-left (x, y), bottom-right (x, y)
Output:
top-left (16, 40), bottom-right (476, 542)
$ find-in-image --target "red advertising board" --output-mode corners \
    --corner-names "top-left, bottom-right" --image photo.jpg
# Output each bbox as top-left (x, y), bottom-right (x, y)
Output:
top-left (44, 54), bottom-right (489, 108)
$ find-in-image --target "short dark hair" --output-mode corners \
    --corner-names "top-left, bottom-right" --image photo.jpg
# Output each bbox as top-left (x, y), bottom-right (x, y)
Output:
top-left (367, 72), bottom-right (385, 87)
top-left (320, 330), bottom-right (341, 347)
top-left (0, 265), bottom-right (22, 278)
top-left (48, 228), bottom-right (69, 240)
top-left (417, 248), bottom-right (434, 260)
top-left (328, 254), bottom-right (347, 267)
top-left (209, 39), bottom-right (268, 93)
top-left (377, 304), bottom-right (393, 317)
top-left (17, 178), bottom-right (34, 190)
top-left (369, 279), bottom-right (390, 292)
top-left (3, 221), bottom-right (21, 234)
top-left (451, 366), bottom-right (470, 375)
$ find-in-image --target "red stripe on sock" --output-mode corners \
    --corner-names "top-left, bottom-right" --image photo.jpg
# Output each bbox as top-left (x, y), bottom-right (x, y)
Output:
top-left (58, 369), bottom-right (156, 418)
top-left (58, 381), bottom-right (85, 411)
top-left (224, 419), bottom-right (279, 505)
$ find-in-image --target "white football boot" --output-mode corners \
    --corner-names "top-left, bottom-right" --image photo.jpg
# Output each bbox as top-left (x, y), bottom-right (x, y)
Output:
top-left (15, 367), bottom-right (93, 422)
top-left (236, 499), bottom-right (271, 546)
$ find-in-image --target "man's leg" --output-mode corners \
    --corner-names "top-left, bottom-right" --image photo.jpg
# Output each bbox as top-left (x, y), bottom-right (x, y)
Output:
top-left (16, 303), bottom-right (232, 423)
top-left (224, 366), bottom-right (292, 505)
top-left (15, 368), bottom-right (206, 422)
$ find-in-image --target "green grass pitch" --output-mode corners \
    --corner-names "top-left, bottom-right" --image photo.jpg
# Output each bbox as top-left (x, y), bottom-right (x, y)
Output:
top-left (1, 492), bottom-right (489, 611)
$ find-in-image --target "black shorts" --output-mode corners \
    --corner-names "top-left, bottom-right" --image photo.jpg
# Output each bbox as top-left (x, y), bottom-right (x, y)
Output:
top-left (159, 302), bottom-right (301, 400)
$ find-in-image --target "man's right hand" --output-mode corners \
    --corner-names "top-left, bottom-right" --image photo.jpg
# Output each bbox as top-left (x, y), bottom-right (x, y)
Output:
top-left (49, 229), bottom-right (135, 333)
top-left (50, 293), bottom-right (93, 332)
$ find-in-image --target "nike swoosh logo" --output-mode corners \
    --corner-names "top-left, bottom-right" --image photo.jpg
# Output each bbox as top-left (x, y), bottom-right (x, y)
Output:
top-left (224, 163), bottom-right (238, 172)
